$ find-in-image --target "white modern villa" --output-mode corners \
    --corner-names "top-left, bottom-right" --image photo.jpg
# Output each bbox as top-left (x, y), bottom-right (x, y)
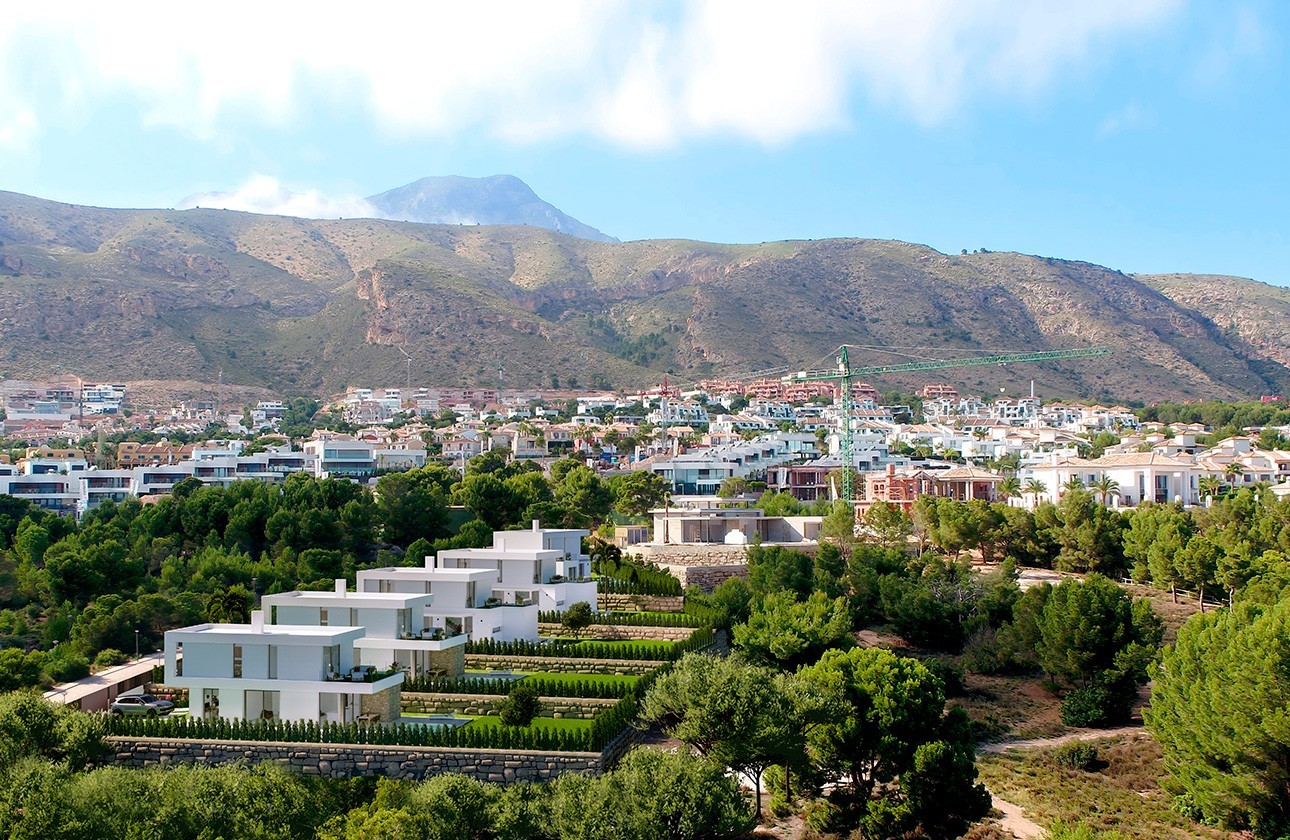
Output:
top-left (262, 580), bottom-right (468, 677)
top-left (162, 611), bottom-right (404, 724)
top-left (356, 521), bottom-right (598, 642)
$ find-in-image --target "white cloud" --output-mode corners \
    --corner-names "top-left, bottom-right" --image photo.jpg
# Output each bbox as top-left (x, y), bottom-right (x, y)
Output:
top-left (0, 1), bottom-right (1184, 152)
top-left (179, 175), bottom-right (376, 219)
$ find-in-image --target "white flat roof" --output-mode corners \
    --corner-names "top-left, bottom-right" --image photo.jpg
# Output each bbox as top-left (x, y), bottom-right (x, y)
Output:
top-left (437, 548), bottom-right (560, 560)
top-left (262, 591), bottom-right (431, 610)
top-left (166, 623), bottom-right (364, 645)
top-left (360, 567), bottom-right (497, 582)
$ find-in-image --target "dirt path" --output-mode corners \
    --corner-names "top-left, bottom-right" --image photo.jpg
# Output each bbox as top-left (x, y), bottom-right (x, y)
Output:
top-left (991, 793), bottom-right (1045, 839)
top-left (979, 723), bottom-right (1144, 754)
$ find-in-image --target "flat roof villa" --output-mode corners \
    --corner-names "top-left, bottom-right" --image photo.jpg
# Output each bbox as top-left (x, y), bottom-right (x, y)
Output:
top-left (356, 522), bottom-right (599, 641)
top-left (262, 580), bottom-right (467, 677)
top-left (357, 566), bottom-right (538, 642)
top-left (163, 610), bottom-right (403, 724)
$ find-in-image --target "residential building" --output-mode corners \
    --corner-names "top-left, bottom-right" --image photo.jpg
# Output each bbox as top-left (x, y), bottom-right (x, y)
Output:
top-left (356, 522), bottom-right (596, 641)
top-left (1022, 452), bottom-right (1200, 507)
top-left (162, 611), bottom-right (404, 723)
top-left (304, 435), bottom-right (376, 479)
top-left (263, 580), bottom-right (467, 677)
top-left (651, 506), bottom-right (822, 545)
top-left (858, 464), bottom-right (1004, 513)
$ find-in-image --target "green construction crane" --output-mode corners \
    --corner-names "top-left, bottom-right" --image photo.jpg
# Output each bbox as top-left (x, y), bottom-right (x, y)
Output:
top-left (782, 345), bottom-right (1111, 503)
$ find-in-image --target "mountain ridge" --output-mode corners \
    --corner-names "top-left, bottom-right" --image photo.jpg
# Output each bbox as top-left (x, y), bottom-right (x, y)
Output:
top-left (366, 175), bottom-right (617, 243)
top-left (0, 189), bottom-right (1286, 403)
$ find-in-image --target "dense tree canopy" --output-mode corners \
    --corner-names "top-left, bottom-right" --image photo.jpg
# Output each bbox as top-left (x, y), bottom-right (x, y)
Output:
top-left (1147, 599), bottom-right (1290, 838)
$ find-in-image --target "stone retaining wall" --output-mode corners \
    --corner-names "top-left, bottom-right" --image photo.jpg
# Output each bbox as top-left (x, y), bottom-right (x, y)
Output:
top-left (596, 594), bottom-right (684, 612)
top-left (401, 692), bottom-right (617, 719)
top-left (661, 564), bottom-right (747, 592)
top-left (631, 545), bottom-right (749, 566)
top-left (633, 542), bottom-right (819, 566)
top-left (465, 655), bottom-right (662, 675)
top-left (537, 623), bottom-right (694, 641)
top-left (105, 736), bottom-right (600, 782)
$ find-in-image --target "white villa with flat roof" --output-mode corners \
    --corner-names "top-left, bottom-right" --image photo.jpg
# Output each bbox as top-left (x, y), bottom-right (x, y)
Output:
top-left (262, 580), bottom-right (467, 677)
top-left (163, 610), bottom-right (403, 724)
top-left (356, 522), bottom-right (598, 642)
top-left (356, 565), bottom-right (537, 642)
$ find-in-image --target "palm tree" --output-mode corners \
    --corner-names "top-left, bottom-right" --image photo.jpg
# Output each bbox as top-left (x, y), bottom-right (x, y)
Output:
top-left (1063, 475), bottom-right (1086, 495)
top-left (1223, 462), bottom-right (1244, 488)
top-left (1197, 475), bottom-right (1223, 503)
top-left (998, 475), bottom-right (1022, 503)
top-left (1092, 475), bottom-right (1120, 506)
top-left (1023, 479), bottom-right (1047, 506)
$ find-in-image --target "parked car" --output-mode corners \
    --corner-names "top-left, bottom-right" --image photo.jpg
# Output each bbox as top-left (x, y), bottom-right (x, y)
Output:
top-left (109, 694), bottom-right (175, 717)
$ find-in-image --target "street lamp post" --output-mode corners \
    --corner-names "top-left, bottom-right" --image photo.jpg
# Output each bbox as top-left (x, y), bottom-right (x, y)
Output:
top-left (134, 629), bottom-right (140, 659)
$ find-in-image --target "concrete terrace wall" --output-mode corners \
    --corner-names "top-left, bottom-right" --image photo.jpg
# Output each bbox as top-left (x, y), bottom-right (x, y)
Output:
top-left (537, 623), bottom-right (694, 641)
top-left (106, 737), bottom-right (601, 782)
top-left (465, 655), bottom-right (662, 675)
top-left (402, 692), bottom-right (616, 719)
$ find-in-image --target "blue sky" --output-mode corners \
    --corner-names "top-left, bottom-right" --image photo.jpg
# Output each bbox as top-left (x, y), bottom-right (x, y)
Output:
top-left (1, 1), bottom-right (1285, 284)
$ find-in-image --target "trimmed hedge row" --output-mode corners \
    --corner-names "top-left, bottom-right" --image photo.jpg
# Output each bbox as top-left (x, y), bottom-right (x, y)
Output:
top-left (537, 610), bottom-right (707, 628)
top-left (465, 628), bottom-right (714, 661)
top-left (100, 703), bottom-right (631, 752)
top-left (595, 574), bottom-right (682, 597)
top-left (404, 674), bottom-right (637, 699)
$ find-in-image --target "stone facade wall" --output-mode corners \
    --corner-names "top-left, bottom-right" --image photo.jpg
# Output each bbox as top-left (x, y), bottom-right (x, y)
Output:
top-left (426, 645), bottom-right (466, 677)
top-left (596, 594), bottom-right (685, 612)
top-left (661, 564), bottom-right (747, 592)
top-left (464, 655), bottom-right (662, 675)
top-left (106, 737), bottom-right (600, 782)
top-left (401, 692), bottom-right (616, 719)
top-left (360, 686), bottom-right (401, 722)
top-left (537, 623), bottom-right (694, 641)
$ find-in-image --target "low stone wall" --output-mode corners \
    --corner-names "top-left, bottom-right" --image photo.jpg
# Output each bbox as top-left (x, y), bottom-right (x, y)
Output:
top-left (633, 542), bottom-right (820, 566)
top-left (631, 544), bottom-right (749, 566)
top-left (465, 655), bottom-right (662, 675)
top-left (596, 594), bottom-right (685, 613)
top-left (537, 623), bottom-right (694, 641)
top-left (660, 564), bottom-right (747, 592)
top-left (402, 692), bottom-right (617, 719)
top-left (106, 736), bottom-right (600, 782)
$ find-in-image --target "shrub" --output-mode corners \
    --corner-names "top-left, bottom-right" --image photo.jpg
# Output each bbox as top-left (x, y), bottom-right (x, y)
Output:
top-left (498, 684), bottom-right (540, 727)
top-left (1060, 686), bottom-right (1116, 728)
top-left (923, 657), bottom-right (965, 697)
top-left (94, 649), bottom-right (128, 668)
top-left (1051, 741), bottom-right (1102, 771)
top-left (44, 652), bottom-right (91, 683)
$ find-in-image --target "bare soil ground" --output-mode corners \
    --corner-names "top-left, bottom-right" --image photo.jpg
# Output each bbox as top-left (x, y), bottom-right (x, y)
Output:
top-left (977, 731), bottom-right (1237, 840)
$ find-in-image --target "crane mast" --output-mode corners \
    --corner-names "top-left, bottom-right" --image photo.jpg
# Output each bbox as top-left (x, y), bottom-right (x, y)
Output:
top-left (783, 345), bottom-right (1111, 503)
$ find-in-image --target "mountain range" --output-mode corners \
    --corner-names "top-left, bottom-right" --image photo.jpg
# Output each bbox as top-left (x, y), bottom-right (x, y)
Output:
top-left (0, 188), bottom-right (1287, 404)
top-left (183, 175), bottom-right (616, 243)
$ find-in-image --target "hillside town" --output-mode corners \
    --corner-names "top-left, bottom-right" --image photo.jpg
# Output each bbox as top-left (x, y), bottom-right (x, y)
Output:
top-left (4, 376), bottom-right (1287, 521)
